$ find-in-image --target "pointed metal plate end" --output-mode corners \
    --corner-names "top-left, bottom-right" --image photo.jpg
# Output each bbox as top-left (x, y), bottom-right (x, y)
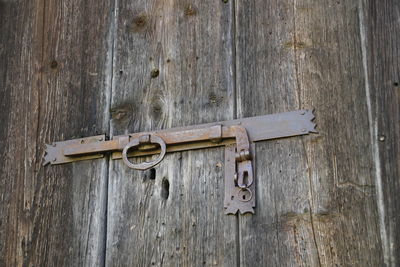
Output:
top-left (239, 207), bottom-right (255, 215)
top-left (224, 206), bottom-right (255, 215)
top-left (302, 109), bottom-right (318, 134)
top-left (42, 144), bottom-right (53, 166)
top-left (43, 135), bottom-right (106, 166)
top-left (224, 207), bottom-right (239, 215)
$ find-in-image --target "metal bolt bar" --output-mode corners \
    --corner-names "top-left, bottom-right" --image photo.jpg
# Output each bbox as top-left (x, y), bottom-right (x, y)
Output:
top-left (43, 109), bottom-right (317, 215)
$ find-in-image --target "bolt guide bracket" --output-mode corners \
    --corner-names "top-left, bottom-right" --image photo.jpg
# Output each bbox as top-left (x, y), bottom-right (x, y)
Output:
top-left (44, 109), bottom-right (317, 215)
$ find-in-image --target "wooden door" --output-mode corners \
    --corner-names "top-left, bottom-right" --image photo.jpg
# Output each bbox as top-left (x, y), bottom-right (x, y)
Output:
top-left (1, 0), bottom-right (399, 266)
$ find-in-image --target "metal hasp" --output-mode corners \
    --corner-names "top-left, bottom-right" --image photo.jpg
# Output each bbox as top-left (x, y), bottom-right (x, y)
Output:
top-left (43, 109), bottom-right (317, 215)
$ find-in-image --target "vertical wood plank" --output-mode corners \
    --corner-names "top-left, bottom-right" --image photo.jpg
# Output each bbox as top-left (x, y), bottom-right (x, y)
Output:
top-left (106, 0), bottom-right (237, 266)
top-left (236, 0), bottom-right (384, 266)
top-left (0, 0), bottom-right (113, 265)
top-left (292, 0), bottom-right (383, 265)
top-left (39, 1), bottom-right (113, 265)
top-left (0, 1), bottom-right (44, 265)
top-left (366, 0), bottom-right (400, 265)
top-left (235, 1), bottom-right (320, 266)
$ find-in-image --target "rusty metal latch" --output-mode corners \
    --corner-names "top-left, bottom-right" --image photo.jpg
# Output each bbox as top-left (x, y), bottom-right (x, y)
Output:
top-left (44, 109), bottom-right (317, 215)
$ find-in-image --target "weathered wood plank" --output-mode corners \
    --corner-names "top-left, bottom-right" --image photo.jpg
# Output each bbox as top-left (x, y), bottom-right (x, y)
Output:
top-left (365, 0), bottom-right (400, 265)
top-left (106, 0), bottom-right (237, 266)
top-left (292, 0), bottom-right (383, 265)
top-left (0, 0), bottom-right (112, 265)
top-left (235, 1), bottom-right (320, 266)
top-left (1, 1), bottom-right (396, 266)
top-left (236, 0), bottom-right (384, 266)
top-left (0, 1), bottom-right (44, 265)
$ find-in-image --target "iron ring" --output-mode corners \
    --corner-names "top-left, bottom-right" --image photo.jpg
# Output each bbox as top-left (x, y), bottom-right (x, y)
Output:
top-left (122, 133), bottom-right (166, 170)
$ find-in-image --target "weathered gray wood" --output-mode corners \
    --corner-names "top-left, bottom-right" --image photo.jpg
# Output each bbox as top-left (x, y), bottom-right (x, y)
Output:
top-left (365, 0), bottom-right (400, 265)
top-left (293, 1), bottom-right (384, 265)
top-left (0, 1), bottom-right (44, 266)
top-left (106, 0), bottom-right (237, 266)
top-left (1, 0), bottom-right (398, 266)
top-left (0, 0), bottom-right (112, 266)
top-left (235, 1), bottom-right (320, 266)
top-left (236, 0), bottom-right (384, 266)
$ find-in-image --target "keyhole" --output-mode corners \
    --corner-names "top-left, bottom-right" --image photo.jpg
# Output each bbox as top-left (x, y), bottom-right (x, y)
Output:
top-left (237, 188), bottom-right (252, 202)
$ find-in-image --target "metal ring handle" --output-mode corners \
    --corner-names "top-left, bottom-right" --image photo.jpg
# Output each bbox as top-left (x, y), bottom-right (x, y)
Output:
top-left (122, 134), bottom-right (166, 170)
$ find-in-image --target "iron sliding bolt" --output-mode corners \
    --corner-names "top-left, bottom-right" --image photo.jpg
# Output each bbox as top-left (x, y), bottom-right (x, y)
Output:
top-left (43, 109), bottom-right (317, 215)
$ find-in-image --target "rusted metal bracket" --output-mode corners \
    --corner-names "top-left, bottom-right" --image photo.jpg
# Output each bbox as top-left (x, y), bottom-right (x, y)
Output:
top-left (44, 109), bottom-right (317, 215)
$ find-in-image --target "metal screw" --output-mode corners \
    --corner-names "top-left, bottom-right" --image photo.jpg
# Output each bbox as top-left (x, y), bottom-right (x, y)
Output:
top-left (53, 158), bottom-right (57, 162)
top-left (301, 128), bottom-right (307, 132)
top-left (300, 111), bottom-right (305, 115)
top-left (98, 137), bottom-right (103, 141)
top-left (379, 135), bottom-right (385, 142)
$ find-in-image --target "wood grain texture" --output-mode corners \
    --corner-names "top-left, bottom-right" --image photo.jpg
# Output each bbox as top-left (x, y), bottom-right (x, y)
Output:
top-left (236, 0), bottom-right (384, 266)
top-left (366, 0), bottom-right (400, 265)
top-left (235, 1), bottom-right (320, 266)
top-left (106, 0), bottom-right (237, 266)
top-left (0, 1), bottom-right (44, 265)
top-left (1, 0), bottom-right (398, 266)
top-left (0, 0), bottom-right (112, 266)
top-left (292, 0), bottom-right (383, 265)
